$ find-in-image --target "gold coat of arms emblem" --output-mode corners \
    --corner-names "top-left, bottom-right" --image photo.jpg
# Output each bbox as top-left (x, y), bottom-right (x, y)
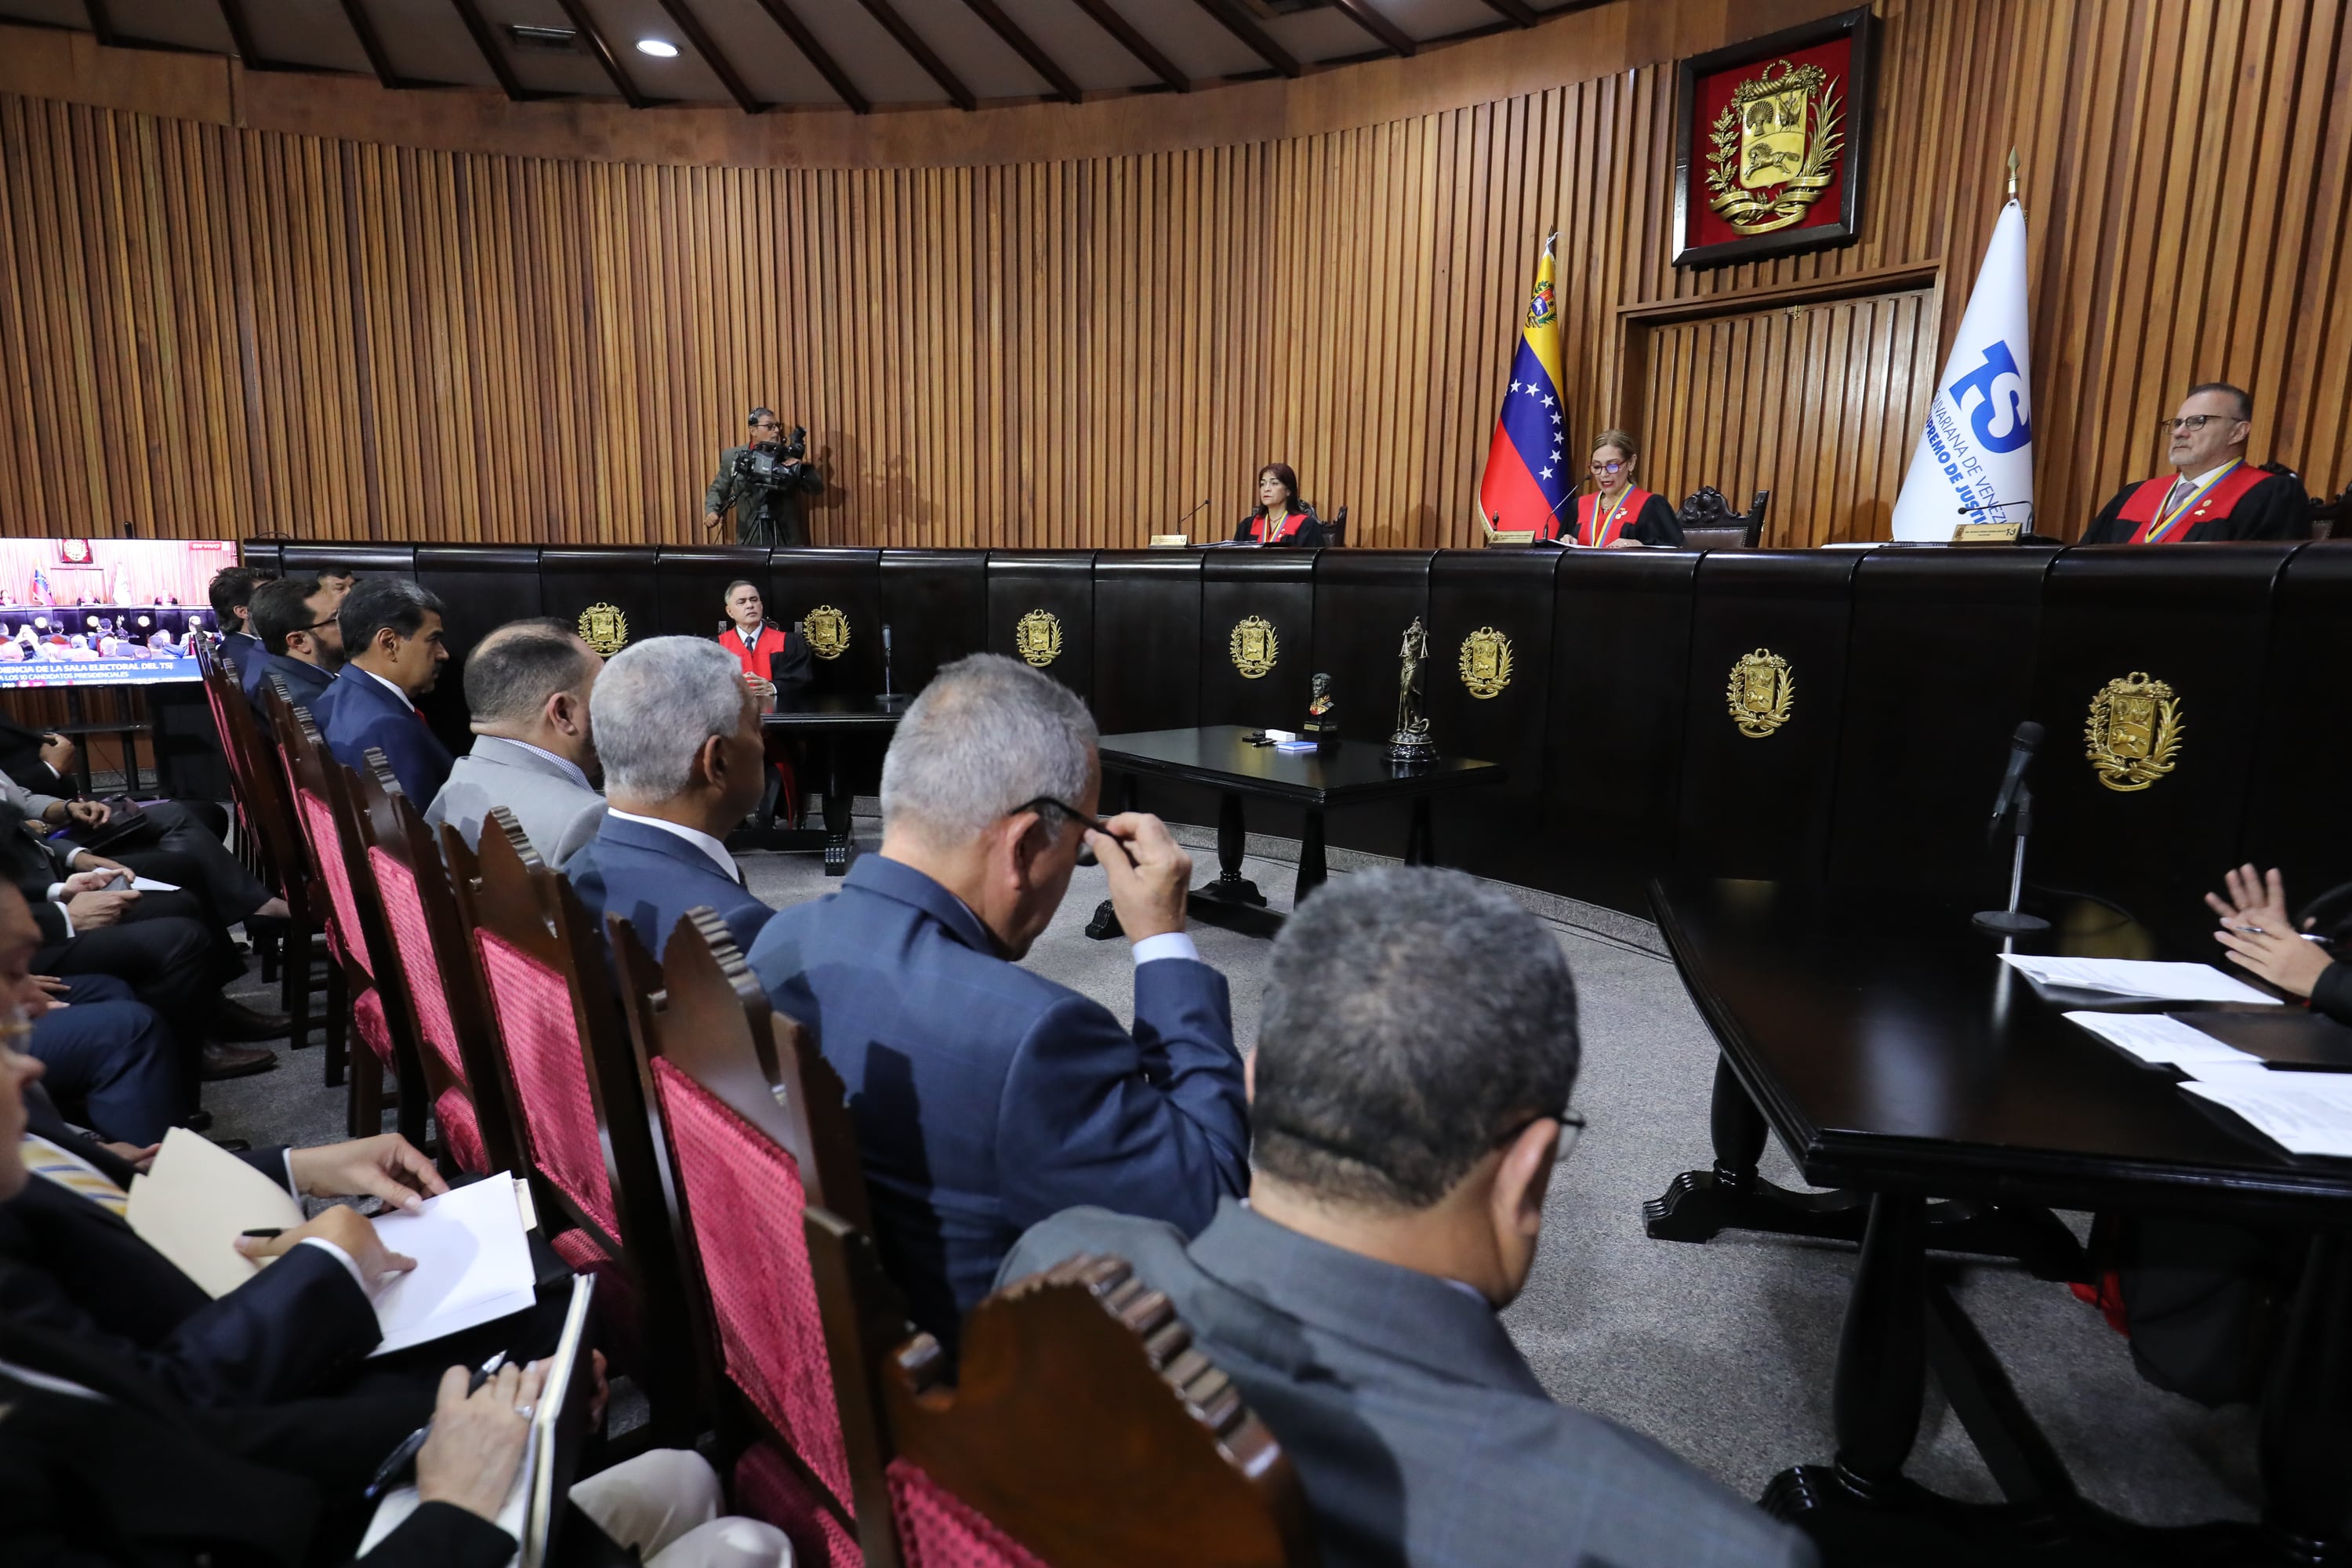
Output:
top-left (575, 602), bottom-right (630, 656)
top-left (802, 604), bottom-right (850, 661)
top-left (1705, 59), bottom-right (1844, 236)
top-left (1457, 627), bottom-right (1515, 699)
top-left (1726, 648), bottom-right (1793, 738)
top-left (1014, 608), bottom-right (1063, 668)
top-left (1229, 616), bottom-right (1278, 680)
top-left (2085, 672), bottom-right (2183, 792)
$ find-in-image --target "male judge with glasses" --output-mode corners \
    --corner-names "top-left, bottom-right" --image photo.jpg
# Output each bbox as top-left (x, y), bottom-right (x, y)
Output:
top-left (2082, 383), bottom-right (2309, 543)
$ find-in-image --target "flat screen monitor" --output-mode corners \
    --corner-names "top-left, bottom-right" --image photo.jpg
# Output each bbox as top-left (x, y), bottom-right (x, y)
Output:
top-left (0, 538), bottom-right (238, 690)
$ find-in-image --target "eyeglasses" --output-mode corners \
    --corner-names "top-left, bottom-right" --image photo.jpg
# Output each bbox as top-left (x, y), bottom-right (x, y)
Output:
top-left (753, 421), bottom-right (782, 433)
top-left (1588, 459), bottom-right (1626, 474)
top-left (1496, 1107), bottom-right (1586, 1164)
top-left (2161, 414), bottom-right (2238, 434)
top-left (300, 617), bottom-right (339, 633)
top-left (1011, 795), bottom-right (1105, 866)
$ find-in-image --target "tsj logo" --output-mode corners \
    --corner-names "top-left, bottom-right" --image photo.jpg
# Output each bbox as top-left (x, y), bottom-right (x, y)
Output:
top-left (1947, 340), bottom-right (2032, 453)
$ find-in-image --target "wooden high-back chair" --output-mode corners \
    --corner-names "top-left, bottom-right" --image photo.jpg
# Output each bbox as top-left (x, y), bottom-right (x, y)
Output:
top-left (1676, 485), bottom-right (1770, 549)
top-left (441, 807), bottom-right (699, 1441)
top-left (610, 908), bottom-right (878, 1566)
top-left (194, 650), bottom-right (321, 1047)
top-left (270, 694), bottom-right (426, 1138)
top-left (616, 909), bottom-right (1315, 1568)
top-left (347, 750), bottom-right (520, 1176)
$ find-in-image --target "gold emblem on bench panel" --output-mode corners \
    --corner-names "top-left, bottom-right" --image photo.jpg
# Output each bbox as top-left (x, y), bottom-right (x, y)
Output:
top-left (1230, 616), bottom-right (1278, 680)
top-left (1457, 627), bottom-right (1515, 699)
top-left (2085, 671), bottom-right (2183, 792)
top-left (575, 602), bottom-right (630, 656)
top-left (1014, 609), bottom-right (1063, 668)
top-left (1726, 648), bottom-right (1793, 738)
top-left (802, 604), bottom-right (850, 661)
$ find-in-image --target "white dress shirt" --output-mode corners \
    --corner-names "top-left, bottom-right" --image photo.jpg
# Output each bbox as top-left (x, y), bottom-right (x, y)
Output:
top-left (606, 809), bottom-right (743, 884)
top-left (484, 735), bottom-right (593, 793)
top-left (354, 666), bottom-right (418, 713)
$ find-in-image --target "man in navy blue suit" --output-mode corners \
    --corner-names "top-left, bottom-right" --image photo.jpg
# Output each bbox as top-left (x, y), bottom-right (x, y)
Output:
top-left (565, 636), bottom-right (774, 959)
top-left (240, 575), bottom-right (343, 727)
top-left (204, 564), bottom-right (272, 678)
top-left (746, 654), bottom-right (1248, 1352)
top-left (310, 576), bottom-right (454, 808)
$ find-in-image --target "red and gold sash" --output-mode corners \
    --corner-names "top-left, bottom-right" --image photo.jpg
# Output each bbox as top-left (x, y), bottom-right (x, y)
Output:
top-left (720, 622), bottom-right (792, 681)
top-left (1247, 510), bottom-right (1309, 544)
top-left (2118, 463), bottom-right (2265, 543)
top-left (1576, 486), bottom-right (1654, 547)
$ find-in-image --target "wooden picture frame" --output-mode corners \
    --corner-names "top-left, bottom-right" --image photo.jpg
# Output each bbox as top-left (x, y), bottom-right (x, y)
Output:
top-left (1671, 7), bottom-right (1878, 270)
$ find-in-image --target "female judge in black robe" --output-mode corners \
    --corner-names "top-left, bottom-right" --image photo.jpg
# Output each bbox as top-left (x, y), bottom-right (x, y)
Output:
top-left (1232, 463), bottom-right (1329, 547)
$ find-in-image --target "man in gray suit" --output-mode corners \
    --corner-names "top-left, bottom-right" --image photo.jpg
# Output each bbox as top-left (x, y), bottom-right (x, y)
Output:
top-left (1002, 869), bottom-right (1814, 1568)
top-left (425, 619), bottom-right (607, 868)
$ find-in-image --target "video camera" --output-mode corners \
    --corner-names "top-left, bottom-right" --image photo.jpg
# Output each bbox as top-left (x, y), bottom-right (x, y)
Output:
top-left (743, 424), bottom-right (811, 488)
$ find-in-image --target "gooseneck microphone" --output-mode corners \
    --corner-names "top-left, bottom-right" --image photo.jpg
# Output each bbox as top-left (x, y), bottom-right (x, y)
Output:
top-left (1986, 720), bottom-right (2044, 833)
top-left (1975, 719), bottom-right (2052, 938)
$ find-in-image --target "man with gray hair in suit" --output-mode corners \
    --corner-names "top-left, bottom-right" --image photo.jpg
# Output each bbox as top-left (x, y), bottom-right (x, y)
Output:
top-left (425, 619), bottom-right (607, 869)
top-left (1002, 867), bottom-right (1816, 1568)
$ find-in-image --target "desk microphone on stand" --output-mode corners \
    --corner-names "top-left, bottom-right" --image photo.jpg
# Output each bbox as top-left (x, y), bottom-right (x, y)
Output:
top-left (1973, 720), bottom-right (2050, 936)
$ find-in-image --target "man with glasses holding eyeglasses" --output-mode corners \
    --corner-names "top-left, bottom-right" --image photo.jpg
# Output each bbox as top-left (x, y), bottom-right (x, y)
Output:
top-left (1003, 867), bottom-right (1814, 1568)
top-left (241, 576), bottom-right (346, 727)
top-left (745, 654), bottom-right (1248, 1357)
top-left (2083, 383), bottom-right (2309, 544)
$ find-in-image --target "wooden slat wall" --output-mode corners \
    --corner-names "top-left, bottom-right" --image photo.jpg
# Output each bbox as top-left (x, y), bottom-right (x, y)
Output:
top-left (1, 0), bottom-right (2347, 553)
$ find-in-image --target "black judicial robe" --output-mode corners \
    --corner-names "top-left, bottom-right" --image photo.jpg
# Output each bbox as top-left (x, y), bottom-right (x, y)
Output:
top-left (2082, 464), bottom-right (2308, 543)
top-left (1232, 509), bottom-right (1328, 548)
top-left (1537, 487), bottom-right (1683, 547)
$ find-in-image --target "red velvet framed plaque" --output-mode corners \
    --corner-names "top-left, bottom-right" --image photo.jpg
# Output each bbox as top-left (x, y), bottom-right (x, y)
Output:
top-left (1671, 8), bottom-right (1877, 269)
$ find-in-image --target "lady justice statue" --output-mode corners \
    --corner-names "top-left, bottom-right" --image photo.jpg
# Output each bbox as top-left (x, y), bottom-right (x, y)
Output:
top-left (1388, 617), bottom-right (1436, 762)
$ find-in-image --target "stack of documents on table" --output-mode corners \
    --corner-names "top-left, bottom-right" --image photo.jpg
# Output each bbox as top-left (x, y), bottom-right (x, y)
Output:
top-left (125, 1131), bottom-right (538, 1355)
top-left (2179, 1071), bottom-right (2352, 1159)
top-left (2064, 1011), bottom-right (2263, 1076)
top-left (1999, 953), bottom-right (2278, 1004)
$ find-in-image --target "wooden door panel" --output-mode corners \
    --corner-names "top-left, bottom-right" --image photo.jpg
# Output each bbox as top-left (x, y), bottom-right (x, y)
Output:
top-left (1637, 287), bottom-right (1942, 547)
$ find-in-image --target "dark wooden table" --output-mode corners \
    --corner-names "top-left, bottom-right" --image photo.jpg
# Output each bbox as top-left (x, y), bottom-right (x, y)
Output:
top-left (1091, 724), bottom-right (1505, 937)
top-left (1646, 875), bottom-right (2352, 1564)
top-left (728, 695), bottom-right (903, 874)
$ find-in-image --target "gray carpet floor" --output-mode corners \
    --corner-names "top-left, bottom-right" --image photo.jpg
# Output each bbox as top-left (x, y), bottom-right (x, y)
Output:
top-left (201, 809), bottom-right (2263, 1526)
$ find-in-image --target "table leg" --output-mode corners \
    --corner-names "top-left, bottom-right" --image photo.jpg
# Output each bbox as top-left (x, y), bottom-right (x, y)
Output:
top-left (822, 739), bottom-right (853, 876)
top-left (1293, 810), bottom-right (1327, 906)
top-left (2259, 1231), bottom-right (2352, 1554)
top-left (1832, 1192), bottom-right (1928, 1492)
top-left (1645, 1054), bottom-right (1871, 1244)
top-left (1196, 791), bottom-right (1265, 909)
top-left (1403, 797), bottom-right (1435, 866)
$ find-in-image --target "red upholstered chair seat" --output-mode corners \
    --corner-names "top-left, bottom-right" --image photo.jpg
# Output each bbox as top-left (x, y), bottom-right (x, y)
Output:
top-left (653, 1055), bottom-right (854, 1511)
top-left (476, 929), bottom-right (620, 1240)
top-left (351, 985), bottom-right (394, 1069)
top-left (735, 1443), bottom-right (864, 1568)
top-left (886, 1458), bottom-right (1049, 1568)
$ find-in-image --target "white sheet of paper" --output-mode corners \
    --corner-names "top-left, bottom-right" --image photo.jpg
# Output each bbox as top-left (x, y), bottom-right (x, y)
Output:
top-left (2000, 953), bottom-right (2278, 1005)
top-left (2063, 1011), bottom-right (2263, 1073)
top-left (366, 1174), bottom-right (539, 1358)
top-left (2181, 1074), bottom-right (2352, 1157)
top-left (129, 876), bottom-right (178, 892)
top-left (125, 1127), bottom-right (304, 1298)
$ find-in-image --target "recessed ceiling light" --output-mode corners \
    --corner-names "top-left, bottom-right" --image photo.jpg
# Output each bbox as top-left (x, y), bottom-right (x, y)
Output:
top-left (636, 38), bottom-right (679, 58)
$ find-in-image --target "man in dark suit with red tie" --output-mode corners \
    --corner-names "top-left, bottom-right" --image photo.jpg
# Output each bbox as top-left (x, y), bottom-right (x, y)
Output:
top-left (2082, 383), bottom-right (2310, 543)
top-left (311, 578), bottom-right (456, 808)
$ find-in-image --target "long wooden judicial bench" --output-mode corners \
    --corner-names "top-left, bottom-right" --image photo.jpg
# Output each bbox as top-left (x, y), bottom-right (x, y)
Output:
top-left (238, 539), bottom-right (2352, 952)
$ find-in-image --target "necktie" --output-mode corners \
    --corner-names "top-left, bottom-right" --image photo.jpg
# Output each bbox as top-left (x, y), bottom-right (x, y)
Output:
top-left (2166, 477), bottom-right (2195, 515)
top-left (19, 1133), bottom-right (129, 1216)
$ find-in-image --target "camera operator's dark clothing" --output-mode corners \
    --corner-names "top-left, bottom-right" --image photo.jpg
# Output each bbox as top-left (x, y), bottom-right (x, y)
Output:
top-left (707, 444), bottom-right (822, 548)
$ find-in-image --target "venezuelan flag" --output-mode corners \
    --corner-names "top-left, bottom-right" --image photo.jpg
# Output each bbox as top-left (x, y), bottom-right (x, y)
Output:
top-left (1477, 239), bottom-right (1571, 535)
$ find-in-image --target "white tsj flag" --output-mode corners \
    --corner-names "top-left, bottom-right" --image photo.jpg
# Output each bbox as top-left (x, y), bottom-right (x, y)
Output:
top-left (1889, 200), bottom-right (2033, 540)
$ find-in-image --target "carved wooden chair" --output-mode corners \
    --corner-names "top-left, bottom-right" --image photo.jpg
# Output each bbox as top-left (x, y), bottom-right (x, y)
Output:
top-left (347, 750), bottom-right (521, 1176)
top-left (269, 693), bottom-right (426, 1139)
top-left (195, 651), bottom-right (321, 1046)
top-left (612, 907), bottom-right (1315, 1568)
top-left (1676, 485), bottom-right (1769, 549)
top-left (441, 808), bottom-right (699, 1442)
top-left (2315, 478), bottom-right (2351, 542)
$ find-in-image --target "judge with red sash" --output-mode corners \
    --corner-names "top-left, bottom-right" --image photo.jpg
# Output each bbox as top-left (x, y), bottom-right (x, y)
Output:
top-left (1541, 429), bottom-right (1682, 548)
top-left (1232, 463), bottom-right (1329, 548)
top-left (718, 579), bottom-right (812, 826)
top-left (2083, 383), bottom-right (2308, 544)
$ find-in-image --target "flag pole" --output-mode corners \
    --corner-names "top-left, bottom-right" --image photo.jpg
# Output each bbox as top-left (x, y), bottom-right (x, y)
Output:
top-left (2007, 147), bottom-right (2021, 207)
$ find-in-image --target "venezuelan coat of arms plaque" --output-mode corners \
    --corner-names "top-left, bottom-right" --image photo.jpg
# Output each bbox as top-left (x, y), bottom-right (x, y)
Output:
top-left (1672, 8), bottom-right (1877, 269)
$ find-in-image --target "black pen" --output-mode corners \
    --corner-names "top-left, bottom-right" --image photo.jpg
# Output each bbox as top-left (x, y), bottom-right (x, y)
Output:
top-left (362, 1350), bottom-right (506, 1501)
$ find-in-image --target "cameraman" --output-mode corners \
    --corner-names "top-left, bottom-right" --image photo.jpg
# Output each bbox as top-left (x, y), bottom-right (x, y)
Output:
top-left (706, 407), bottom-right (823, 548)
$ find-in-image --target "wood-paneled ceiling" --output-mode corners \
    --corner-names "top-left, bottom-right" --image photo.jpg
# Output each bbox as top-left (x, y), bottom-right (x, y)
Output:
top-left (1, 0), bottom-right (1595, 114)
